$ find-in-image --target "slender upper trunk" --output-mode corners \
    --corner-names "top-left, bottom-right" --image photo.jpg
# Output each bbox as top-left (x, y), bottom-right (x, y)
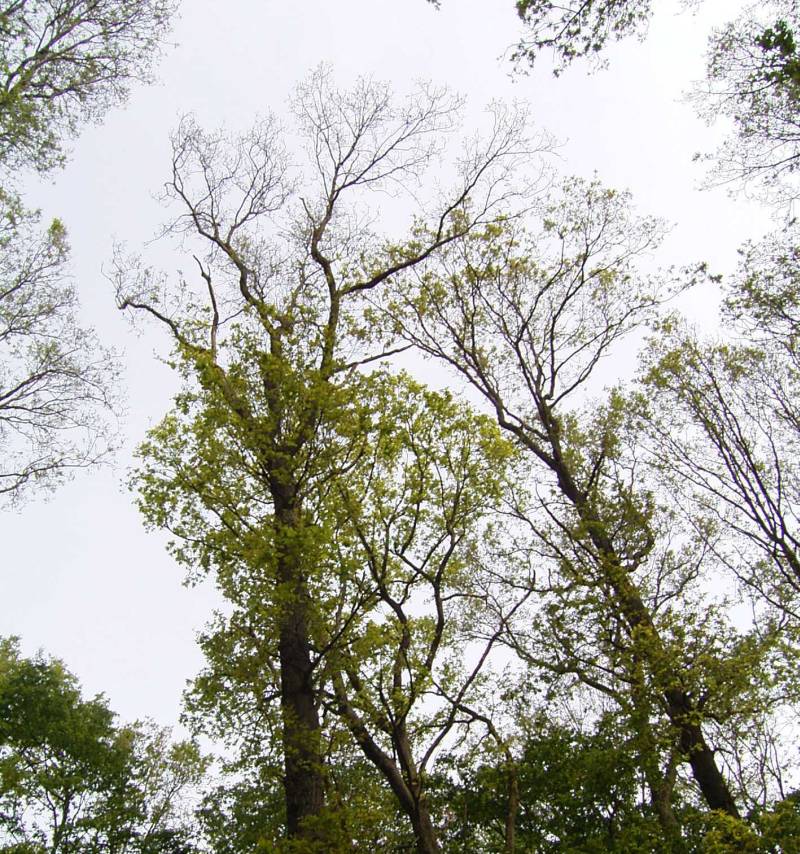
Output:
top-left (647, 756), bottom-right (684, 852)
top-left (551, 452), bottom-right (740, 818)
top-left (332, 674), bottom-right (441, 852)
top-left (394, 720), bottom-right (442, 853)
top-left (651, 787), bottom-right (683, 851)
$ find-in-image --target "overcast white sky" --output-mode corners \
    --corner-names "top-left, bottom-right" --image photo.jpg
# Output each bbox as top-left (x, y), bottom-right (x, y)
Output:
top-left (1, 0), bottom-right (771, 729)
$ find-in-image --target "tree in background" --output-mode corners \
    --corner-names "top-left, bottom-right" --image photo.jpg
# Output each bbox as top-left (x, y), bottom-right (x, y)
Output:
top-left (0, 0), bottom-right (178, 504)
top-left (0, 194), bottom-right (118, 500)
top-left (0, 0), bottom-right (178, 174)
top-left (694, 0), bottom-right (800, 203)
top-left (638, 224), bottom-right (800, 627)
top-left (630, 227), bottom-right (800, 840)
top-left (0, 637), bottom-right (207, 853)
top-left (433, 0), bottom-right (800, 203)
top-left (431, 713), bottom-right (675, 853)
top-left (387, 178), bottom-right (793, 841)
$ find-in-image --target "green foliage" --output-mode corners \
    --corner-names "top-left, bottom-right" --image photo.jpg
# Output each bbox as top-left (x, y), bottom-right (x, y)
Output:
top-left (512, 0), bottom-right (653, 72)
top-left (699, 1), bottom-right (800, 199)
top-left (0, 0), bottom-right (178, 175)
top-left (199, 756), bottom-right (418, 853)
top-left (0, 638), bottom-right (207, 853)
top-left (434, 716), bottom-right (671, 853)
top-left (754, 793), bottom-right (800, 853)
top-left (688, 800), bottom-right (800, 854)
top-left (756, 20), bottom-right (800, 90)
top-left (722, 225), bottom-right (800, 351)
top-left (199, 771), bottom-right (286, 853)
top-left (148, 363), bottom-right (517, 847)
top-left (631, 226), bottom-right (800, 831)
top-left (389, 170), bottom-right (800, 835)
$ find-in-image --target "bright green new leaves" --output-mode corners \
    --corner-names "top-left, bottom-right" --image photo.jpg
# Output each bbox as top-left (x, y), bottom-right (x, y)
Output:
top-left (130, 153), bottom-right (800, 844)
top-left (136, 360), bottom-right (519, 849)
top-left (316, 375), bottom-right (520, 850)
top-left (324, 374), bottom-right (516, 721)
top-left (620, 224), bottom-right (800, 825)
top-left (722, 225), bottom-right (800, 355)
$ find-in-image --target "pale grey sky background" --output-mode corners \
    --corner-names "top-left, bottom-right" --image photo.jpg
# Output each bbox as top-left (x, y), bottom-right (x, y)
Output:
top-left (1, 0), bottom-right (771, 728)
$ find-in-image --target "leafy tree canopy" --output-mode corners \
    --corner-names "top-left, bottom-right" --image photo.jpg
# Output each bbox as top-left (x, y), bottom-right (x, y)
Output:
top-left (0, 637), bottom-right (207, 853)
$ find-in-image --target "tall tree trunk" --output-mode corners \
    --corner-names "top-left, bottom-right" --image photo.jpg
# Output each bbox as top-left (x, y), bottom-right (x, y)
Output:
top-left (613, 567), bottom-right (740, 818)
top-left (504, 762), bottom-right (519, 854)
top-left (610, 571), bottom-right (739, 816)
top-left (273, 490), bottom-right (326, 838)
top-left (409, 796), bottom-right (441, 854)
top-left (672, 710), bottom-right (740, 817)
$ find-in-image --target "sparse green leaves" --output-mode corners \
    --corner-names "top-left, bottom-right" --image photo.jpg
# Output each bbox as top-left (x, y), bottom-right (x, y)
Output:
top-left (694, 1), bottom-right (800, 202)
top-left (513, 0), bottom-right (654, 73)
top-left (0, 0), bottom-right (178, 175)
top-left (0, 195), bottom-right (119, 503)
